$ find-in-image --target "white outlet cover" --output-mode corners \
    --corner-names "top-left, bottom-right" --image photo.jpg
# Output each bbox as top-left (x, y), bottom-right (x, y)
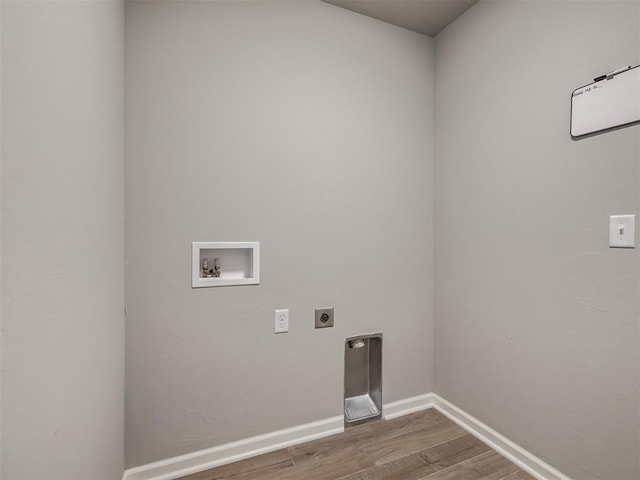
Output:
top-left (274, 309), bottom-right (289, 334)
top-left (609, 215), bottom-right (635, 248)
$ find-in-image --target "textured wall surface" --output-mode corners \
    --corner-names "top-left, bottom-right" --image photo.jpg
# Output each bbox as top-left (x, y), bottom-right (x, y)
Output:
top-left (125, 0), bottom-right (434, 467)
top-left (1, 1), bottom-right (125, 478)
top-left (434, 2), bottom-right (639, 480)
top-left (3, 1), bottom-right (636, 477)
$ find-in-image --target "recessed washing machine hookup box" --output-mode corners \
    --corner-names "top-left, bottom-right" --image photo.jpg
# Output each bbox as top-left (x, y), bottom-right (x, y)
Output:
top-left (191, 242), bottom-right (260, 288)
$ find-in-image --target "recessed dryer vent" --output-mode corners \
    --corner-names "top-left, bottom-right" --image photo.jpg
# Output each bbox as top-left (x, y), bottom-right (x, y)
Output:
top-left (344, 333), bottom-right (382, 426)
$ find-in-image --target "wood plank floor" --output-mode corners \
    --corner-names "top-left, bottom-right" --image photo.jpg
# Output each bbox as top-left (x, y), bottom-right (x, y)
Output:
top-left (178, 409), bottom-right (535, 480)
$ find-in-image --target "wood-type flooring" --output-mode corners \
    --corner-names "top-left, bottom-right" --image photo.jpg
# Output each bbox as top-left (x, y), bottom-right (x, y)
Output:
top-left (179, 409), bottom-right (535, 480)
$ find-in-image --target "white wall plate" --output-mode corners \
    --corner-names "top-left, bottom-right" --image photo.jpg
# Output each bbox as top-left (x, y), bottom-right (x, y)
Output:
top-left (609, 215), bottom-right (635, 248)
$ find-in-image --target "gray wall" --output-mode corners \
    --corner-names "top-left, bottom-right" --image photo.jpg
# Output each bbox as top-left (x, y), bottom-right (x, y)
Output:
top-left (0, 2), bottom-right (4, 473)
top-left (1, 1), bottom-right (125, 478)
top-left (125, 0), bottom-right (434, 468)
top-left (434, 2), bottom-right (639, 480)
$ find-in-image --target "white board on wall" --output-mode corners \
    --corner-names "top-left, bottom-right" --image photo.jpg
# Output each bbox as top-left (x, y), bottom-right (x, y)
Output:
top-left (571, 65), bottom-right (640, 138)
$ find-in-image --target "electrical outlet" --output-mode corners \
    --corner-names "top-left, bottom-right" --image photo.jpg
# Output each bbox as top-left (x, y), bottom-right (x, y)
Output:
top-left (275, 309), bottom-right (289, 334)
top-left (315, 307), bottom-right (334, 328)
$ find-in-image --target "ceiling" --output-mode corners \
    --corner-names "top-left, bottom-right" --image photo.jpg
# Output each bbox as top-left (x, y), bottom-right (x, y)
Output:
top-left (321, 0), bottom-right (478, 37)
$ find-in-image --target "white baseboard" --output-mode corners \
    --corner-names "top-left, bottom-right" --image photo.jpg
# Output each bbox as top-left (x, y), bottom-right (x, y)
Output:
top-left (431, 393), bottom-right (571, 480)
top-left (122, 415), bottom-right (344, 480)
top-left (124, 392), bottom-right (571, 480)
top-left (382, 393), bottom-right (434, 420)
top-left (122, 394), bottom-right (435, 480)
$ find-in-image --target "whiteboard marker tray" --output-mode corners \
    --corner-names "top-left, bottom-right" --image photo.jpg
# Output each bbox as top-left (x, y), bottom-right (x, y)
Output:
top-left (344, 394), bottom-right (380, 423)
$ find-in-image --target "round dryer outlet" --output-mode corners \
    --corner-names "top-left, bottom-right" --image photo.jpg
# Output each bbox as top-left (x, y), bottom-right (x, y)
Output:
top-left (315, 307), bottom-right (334, 328)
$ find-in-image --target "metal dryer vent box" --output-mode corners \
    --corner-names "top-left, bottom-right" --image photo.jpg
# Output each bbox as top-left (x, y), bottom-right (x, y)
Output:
top-left (344, 333), bottom-right (382, 426)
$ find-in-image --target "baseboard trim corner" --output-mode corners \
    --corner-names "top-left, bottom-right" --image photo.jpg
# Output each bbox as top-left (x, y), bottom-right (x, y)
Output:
top-left (431, 393), bottom-right (572, 480)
